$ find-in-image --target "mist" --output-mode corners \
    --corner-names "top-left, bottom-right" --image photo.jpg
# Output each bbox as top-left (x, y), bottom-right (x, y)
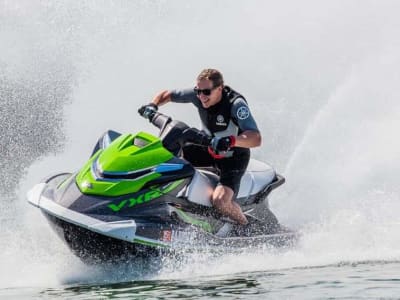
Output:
top-left (1, 0), bottom-right (400, 288)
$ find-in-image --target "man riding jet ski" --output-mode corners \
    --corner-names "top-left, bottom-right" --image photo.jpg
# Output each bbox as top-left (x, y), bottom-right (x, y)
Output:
top-left (146, 68), bottom-right (261, 227)
top-left (27, 108), bottom-right (295, 263)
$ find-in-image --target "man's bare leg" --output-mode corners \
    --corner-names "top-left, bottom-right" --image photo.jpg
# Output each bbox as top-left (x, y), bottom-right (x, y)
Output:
top-left (212, 185), bottom-right (248, 225)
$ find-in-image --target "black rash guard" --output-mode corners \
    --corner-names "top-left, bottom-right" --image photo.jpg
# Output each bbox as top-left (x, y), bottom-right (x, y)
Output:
top-left (169, 86), bottom-right (259, 193)
top-left (170, 86), bottom-right (259, 138)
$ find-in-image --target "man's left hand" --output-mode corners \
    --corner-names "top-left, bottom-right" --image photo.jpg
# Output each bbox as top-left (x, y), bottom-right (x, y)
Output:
top-left (210, 136), bottom-right (236, 152)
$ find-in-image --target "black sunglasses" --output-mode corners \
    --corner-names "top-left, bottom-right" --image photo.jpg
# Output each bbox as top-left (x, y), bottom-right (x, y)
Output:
top-left (194, 86), bottom-right (217, 96)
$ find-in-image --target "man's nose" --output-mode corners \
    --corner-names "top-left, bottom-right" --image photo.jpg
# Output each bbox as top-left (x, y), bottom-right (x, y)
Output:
top-left (199, 94), bottom-right (208, 101)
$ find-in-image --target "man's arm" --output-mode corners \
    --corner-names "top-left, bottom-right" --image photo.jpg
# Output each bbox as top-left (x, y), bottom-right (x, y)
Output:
top-left (232, 98), bottom-right (262, 148)
top-left (209, 98), bottom-right (262, 153)
top-left (151, 90), bottom-right (172, 106)
top-left (235, 130), bottom-right (262, 148)
top-left (151, 89), bottom-right (198, 107)
top-left (140, 89), bottom-right (192, 120)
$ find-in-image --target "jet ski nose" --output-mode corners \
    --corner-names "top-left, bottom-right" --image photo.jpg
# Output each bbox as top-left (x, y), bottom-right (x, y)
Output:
top-left (27, 183), bottom-right (46, 207)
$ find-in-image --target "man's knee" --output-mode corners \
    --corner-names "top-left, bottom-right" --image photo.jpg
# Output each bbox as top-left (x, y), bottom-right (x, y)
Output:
top-left (212, 185), bottom-right (234, 207)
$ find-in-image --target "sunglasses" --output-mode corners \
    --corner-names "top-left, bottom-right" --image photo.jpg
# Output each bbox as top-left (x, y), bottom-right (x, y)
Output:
top-left (194, 86), bottom-right (218, 96)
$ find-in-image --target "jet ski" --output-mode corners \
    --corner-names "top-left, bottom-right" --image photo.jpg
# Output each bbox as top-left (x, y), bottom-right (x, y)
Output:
top-left (27, 110), bottom-right (296, 263)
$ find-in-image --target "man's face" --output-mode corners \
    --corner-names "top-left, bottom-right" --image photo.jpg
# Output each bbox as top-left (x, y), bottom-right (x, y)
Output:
top-left (195, 79), bottom-right (223, 109)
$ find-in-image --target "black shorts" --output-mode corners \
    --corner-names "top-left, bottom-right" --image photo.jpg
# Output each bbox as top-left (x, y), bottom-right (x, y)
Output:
top-left (182, 145), bottom-right (250, 194)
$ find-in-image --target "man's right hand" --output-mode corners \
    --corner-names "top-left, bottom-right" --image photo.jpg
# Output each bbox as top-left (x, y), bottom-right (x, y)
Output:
top-left (138, 103), bottom-right (158, 120)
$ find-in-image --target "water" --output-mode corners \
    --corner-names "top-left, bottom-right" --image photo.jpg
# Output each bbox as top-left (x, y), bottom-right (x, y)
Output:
top-left (3, 262), bottom-right (400, 299)
top-left (1, 1), bottom-right (400, 298)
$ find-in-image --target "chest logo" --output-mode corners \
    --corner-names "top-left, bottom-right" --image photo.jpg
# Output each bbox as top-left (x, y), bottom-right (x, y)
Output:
top-left (216, 115), bottom-right (227, 126)
top-left (237, 106), bottom-right (250, 120)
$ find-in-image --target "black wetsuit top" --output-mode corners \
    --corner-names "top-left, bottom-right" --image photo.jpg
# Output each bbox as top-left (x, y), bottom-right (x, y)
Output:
top-left (170, 86), bottom-right (260, 192)
top-left (171, 86), bottom-right (259, 135)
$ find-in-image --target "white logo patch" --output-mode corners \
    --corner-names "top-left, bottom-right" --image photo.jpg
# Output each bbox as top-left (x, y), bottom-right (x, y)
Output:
top-left (237, 106), bottom-right (250, 120)
top-left (217, 115), bottom-right (224, 123)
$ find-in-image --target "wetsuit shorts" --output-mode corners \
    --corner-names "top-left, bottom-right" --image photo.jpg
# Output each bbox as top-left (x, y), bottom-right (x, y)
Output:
top-left (182, 144), bottom-right (250, 194)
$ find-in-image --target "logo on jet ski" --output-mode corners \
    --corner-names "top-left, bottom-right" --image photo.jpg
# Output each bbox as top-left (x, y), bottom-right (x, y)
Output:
top-left (108, 179), bottom-right (184, 212)
top-left (81, 181), bottom-right (93, 189)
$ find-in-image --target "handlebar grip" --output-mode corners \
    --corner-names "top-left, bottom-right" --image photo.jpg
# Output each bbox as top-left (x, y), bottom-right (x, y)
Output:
top-left (150, 112), bottom-right (172, 130)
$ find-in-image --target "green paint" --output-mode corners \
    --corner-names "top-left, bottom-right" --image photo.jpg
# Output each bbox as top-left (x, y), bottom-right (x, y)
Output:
top-left (133, 237), bottom-right (169, 248)
top-left (98, 132), bottom-right (173, 172)
top-left (108, 200), bottom-right (128, 212)
top-left (174, 209), bottom-right (213, 233)
top-left (108, 179), bottom-right (184, 212)
top-left (129, 195), bottom-right (144, 207)
top-left (76, 132), bottom-right (174, 197)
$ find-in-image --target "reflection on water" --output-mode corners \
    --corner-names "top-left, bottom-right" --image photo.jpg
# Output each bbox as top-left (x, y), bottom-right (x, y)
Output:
top-left (43, 276), bottom-right (265, 299)
top-left (37, 262), bottom-right (400, 299)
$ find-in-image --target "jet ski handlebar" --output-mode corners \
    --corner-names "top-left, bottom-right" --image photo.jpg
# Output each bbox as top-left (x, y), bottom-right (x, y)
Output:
top-left (141, 110), bottom-right (212, 152)
top-left (149, 111), bottom-right (172, 131)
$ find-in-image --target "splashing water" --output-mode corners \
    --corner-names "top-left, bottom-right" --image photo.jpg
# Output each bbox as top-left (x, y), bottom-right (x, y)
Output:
top-left (1, 0), bottom-right (400, 291)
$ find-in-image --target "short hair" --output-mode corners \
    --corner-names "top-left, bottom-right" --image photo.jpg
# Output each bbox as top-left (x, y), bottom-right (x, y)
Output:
top-left (197, 69), bottom-right (224, 87)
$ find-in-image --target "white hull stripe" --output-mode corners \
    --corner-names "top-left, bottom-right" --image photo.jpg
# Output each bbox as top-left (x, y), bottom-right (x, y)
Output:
top-left (37, 193), bottom-right (137, 242)
top-left (28, 184), bottom-right (170, 247)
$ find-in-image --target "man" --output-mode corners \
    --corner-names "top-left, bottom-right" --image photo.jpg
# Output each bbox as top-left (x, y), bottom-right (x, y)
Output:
top-left (139, 69), bottom-right (261, 225)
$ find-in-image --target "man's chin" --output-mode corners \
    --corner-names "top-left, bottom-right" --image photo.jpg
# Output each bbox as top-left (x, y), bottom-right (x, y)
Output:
top-left (201, 101), bottom-right (210, 108)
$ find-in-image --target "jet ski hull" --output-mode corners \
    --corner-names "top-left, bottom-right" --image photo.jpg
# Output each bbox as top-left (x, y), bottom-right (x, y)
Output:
top-left (26, 116), bottom-right (297, 264)
top-left (28, 172), bottom-right (297, 264)
top-left (42, 210), bottom-right (297, 263)
top-left (43, 212), bottom-right (162, 263)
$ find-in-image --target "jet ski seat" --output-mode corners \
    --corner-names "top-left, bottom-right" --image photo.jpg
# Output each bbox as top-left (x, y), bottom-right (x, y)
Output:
top-left (236, 159), bottom-right (277, 205)
top-left (186, 159), bottom-right (279, 207)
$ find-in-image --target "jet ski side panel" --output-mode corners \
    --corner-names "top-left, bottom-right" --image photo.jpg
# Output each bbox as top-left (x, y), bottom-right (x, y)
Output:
top-left (185, 170), bottom-right (213, 207)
